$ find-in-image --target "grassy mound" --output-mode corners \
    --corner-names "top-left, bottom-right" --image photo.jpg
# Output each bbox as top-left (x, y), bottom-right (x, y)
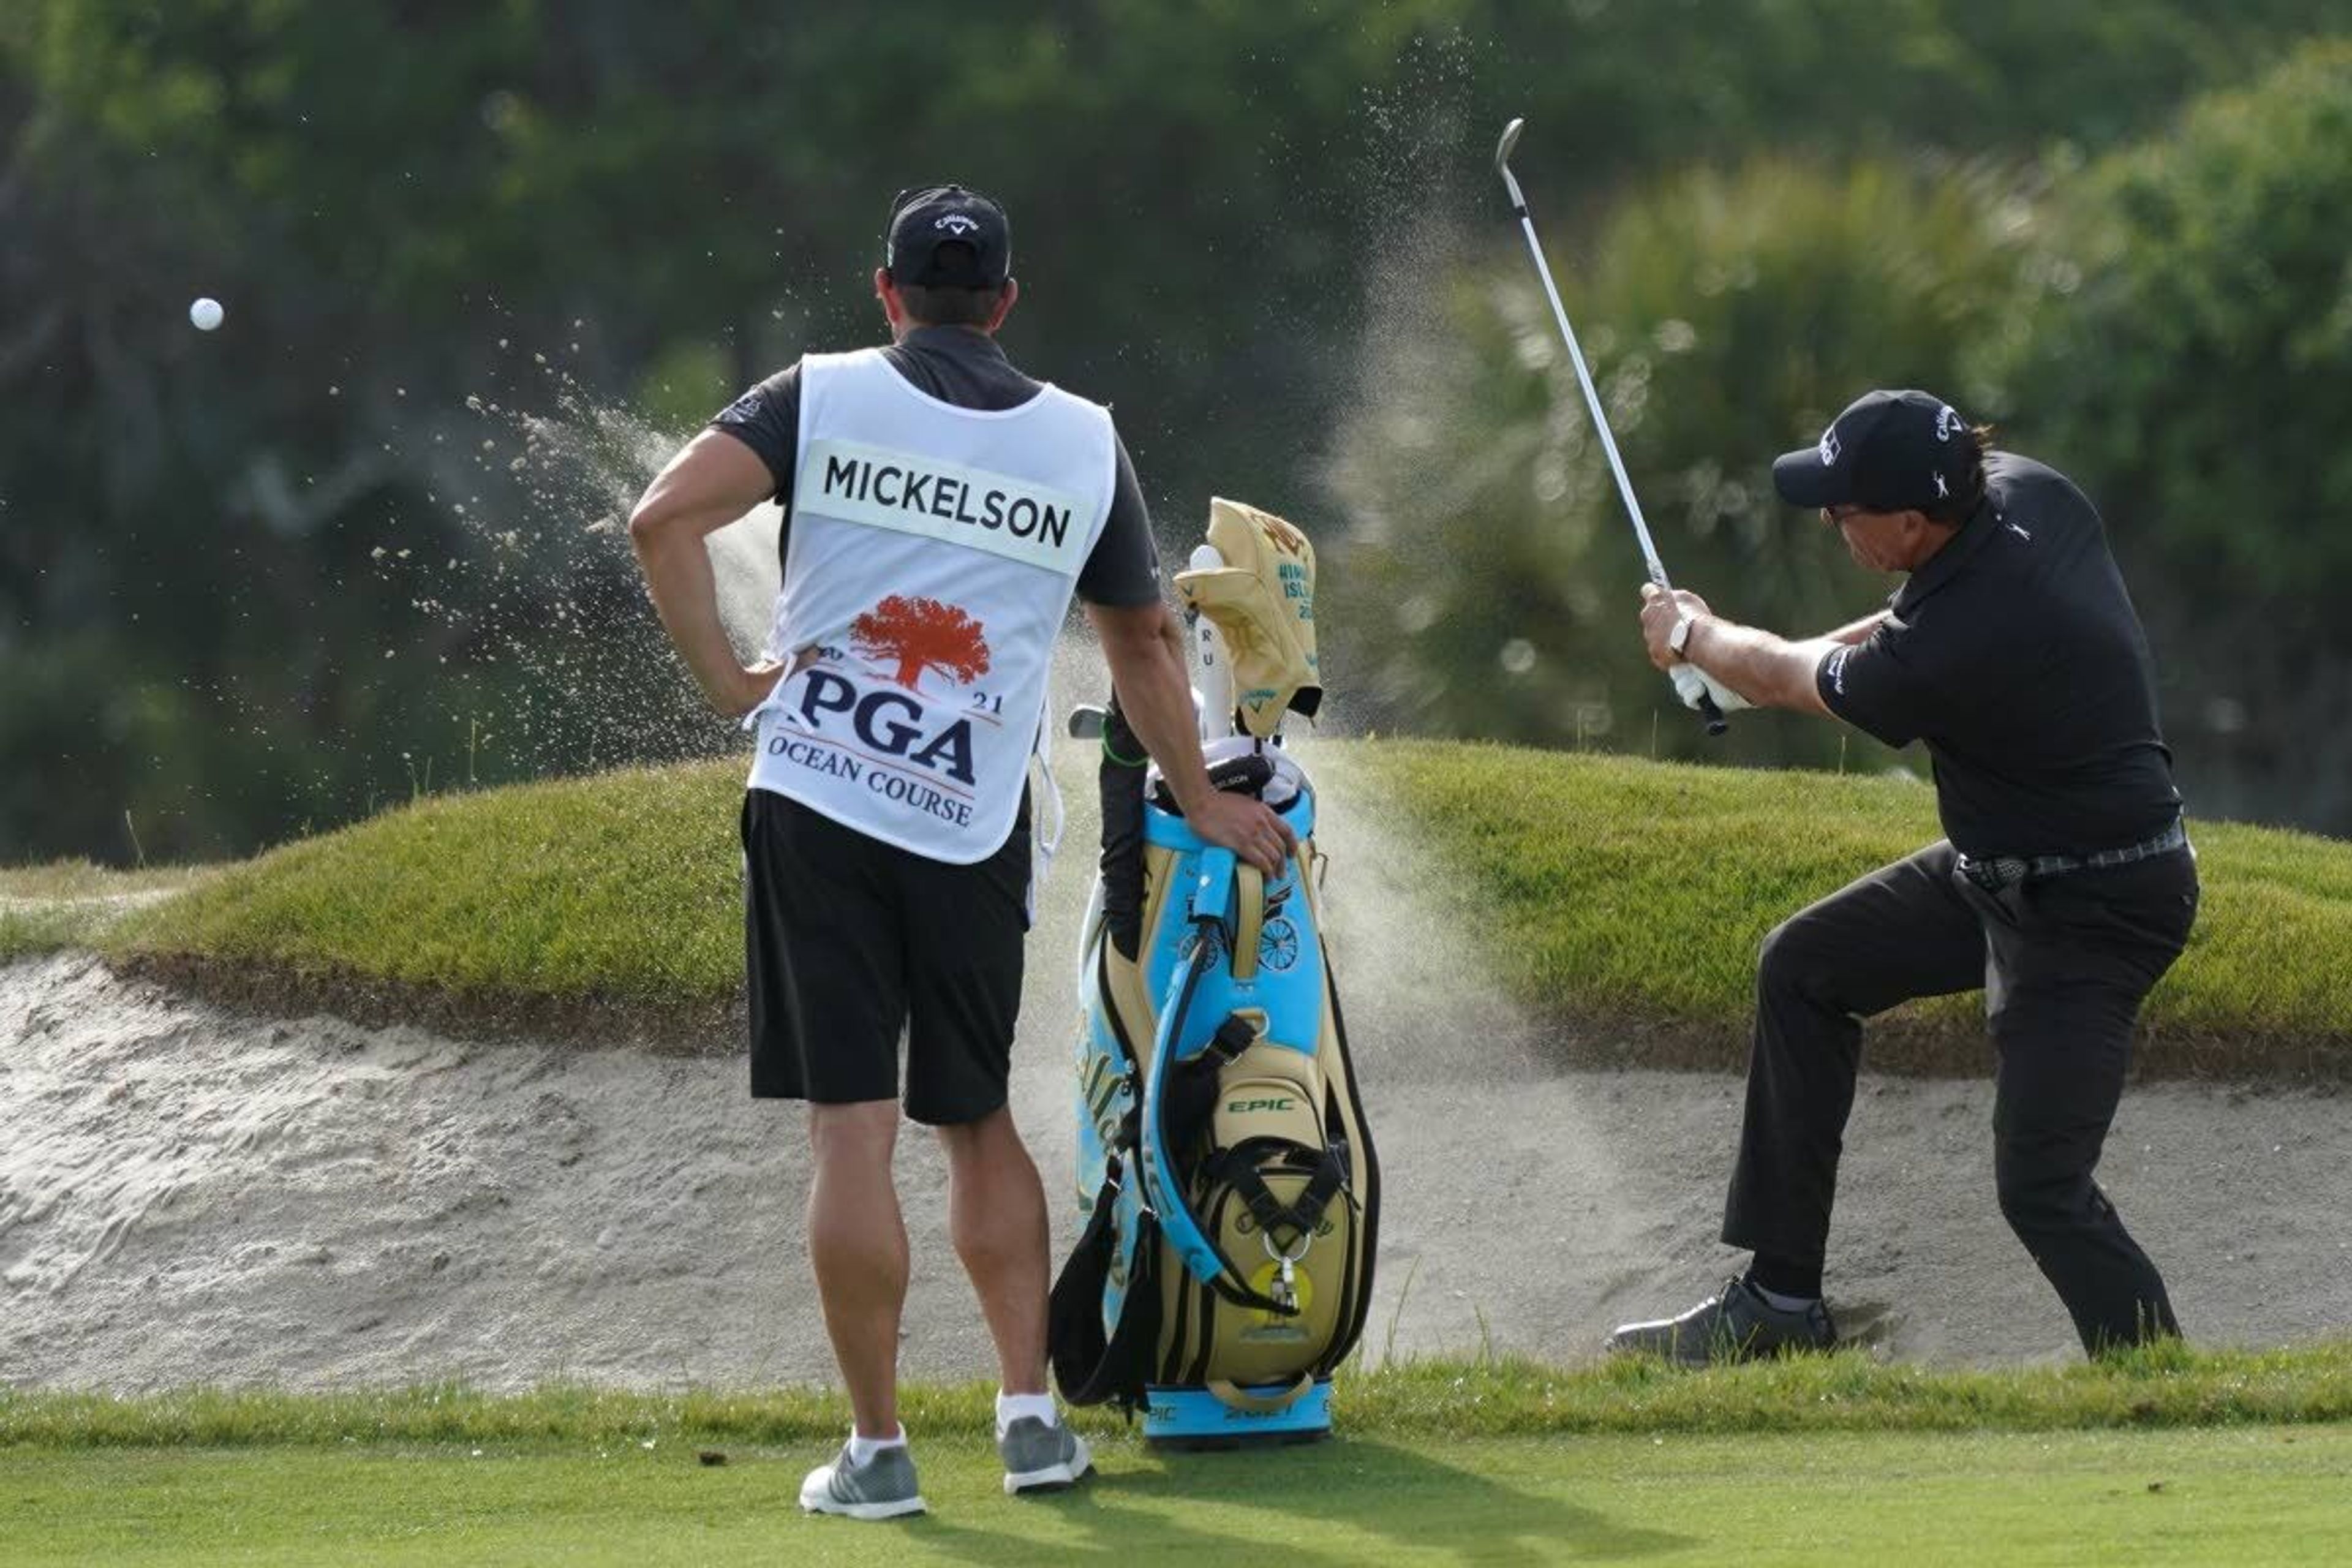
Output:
top-left (13, 742), bottom-right (2344, 1074)
top-left (0, 861), bottom-right (208, 962)
top-left (96, 763), bottom-right (748, 1041)
top-left (1360, 742), bottom-right (2352, 1078)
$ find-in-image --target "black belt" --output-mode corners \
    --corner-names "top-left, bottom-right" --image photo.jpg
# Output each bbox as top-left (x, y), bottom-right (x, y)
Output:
top-left (1956, 818), bottom-right (2189, 894)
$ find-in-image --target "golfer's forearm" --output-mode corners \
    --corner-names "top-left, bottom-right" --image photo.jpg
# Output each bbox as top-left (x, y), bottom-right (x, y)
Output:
top-left (1685, 618), bottom-right (1835, 715)
top-left (630, 526), bottom-right (744, 709)
top-left (1823, 610), bottom-right (1892, 646)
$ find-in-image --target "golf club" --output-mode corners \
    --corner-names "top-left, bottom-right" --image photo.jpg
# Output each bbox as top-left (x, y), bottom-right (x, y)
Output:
top-left (1493, 116), bottom-right (1727, 736)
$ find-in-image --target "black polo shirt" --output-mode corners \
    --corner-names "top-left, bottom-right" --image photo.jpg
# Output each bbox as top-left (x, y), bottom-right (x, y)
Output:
top-left (707, 326), bottom-right (1162, 607)
top-left (1815, 452), bottom-right (2182, 859)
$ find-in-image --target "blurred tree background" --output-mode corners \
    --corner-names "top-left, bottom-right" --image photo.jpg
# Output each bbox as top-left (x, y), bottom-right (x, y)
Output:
top-left (4, 0), bottom-right (2350, 862)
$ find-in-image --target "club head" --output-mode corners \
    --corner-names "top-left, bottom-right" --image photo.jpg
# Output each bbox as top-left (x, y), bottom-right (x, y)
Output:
top-left (1493, 117), bottom-right (1524, 178)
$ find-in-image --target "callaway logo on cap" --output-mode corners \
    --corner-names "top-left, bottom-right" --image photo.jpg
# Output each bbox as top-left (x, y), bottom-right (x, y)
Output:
top-left (885, 184), bottom-right (1012, 288)
top-left (1773, 388), bottom-right (1980, 513)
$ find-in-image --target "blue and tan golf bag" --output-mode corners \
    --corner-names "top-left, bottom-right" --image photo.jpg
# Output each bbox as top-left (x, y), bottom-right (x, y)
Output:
top-left (1049, 498), bottom-right (1379, 1446)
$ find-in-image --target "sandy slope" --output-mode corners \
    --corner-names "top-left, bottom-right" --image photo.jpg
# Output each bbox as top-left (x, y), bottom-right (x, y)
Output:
top-left (2, 748), bottom-right (2345, 1392)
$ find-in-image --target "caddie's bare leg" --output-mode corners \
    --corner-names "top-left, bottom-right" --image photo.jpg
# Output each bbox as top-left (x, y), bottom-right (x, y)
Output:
top-left (807, 1099), bottom-right (908, 1437)
top-left (938, 1106), bottom-right (1051, 1396)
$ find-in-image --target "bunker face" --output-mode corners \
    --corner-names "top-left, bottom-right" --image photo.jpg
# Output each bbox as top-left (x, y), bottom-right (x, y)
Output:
top-left (3, 745), bottom-right (2346, 1390)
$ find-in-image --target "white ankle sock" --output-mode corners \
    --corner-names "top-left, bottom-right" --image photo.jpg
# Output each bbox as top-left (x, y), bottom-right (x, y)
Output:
top-left (996, 1390), bottom-right (1058, 1436)
top-left (846, 1425), bottom-right (907, 1466)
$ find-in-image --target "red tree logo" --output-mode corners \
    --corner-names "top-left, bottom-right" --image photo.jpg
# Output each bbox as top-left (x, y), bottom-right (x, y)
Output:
top-left (851, 595), bottom-right (992, 692)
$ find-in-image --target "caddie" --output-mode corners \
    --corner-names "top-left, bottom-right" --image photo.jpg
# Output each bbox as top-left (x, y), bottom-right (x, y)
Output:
top-left (627, 183), bottom-right (1294, 1519)
top-left (1612, 389), bottom-right (2199, 1363)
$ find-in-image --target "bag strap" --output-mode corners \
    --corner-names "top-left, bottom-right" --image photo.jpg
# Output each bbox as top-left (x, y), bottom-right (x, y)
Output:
top-left (1206, 1143), bottom-right (1347, 1246)
top-left (1049, 1158), bottom-right (1160, 1412)
top-left (1140, 857), bottom-right (1311, 1318)
top-left (1232, 861), bottom-right (1265, 981)
top-left (1161, 1014), bottom-right (1257, 1158)
top-left (1192, 1143), bottom-right (1352, 1317)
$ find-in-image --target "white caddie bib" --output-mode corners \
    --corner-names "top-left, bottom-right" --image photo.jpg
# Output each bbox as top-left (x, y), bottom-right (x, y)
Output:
top-left (744, 348), bottom-right (1115, 864)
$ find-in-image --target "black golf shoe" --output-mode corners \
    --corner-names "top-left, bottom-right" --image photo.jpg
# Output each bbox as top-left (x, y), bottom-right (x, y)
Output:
top-left (1605, 1277), bottom-right (1838, 1366)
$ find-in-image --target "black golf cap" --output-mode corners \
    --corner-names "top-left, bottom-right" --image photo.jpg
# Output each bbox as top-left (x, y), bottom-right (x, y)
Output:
top-left (1772, 389), bottom-right (1980, 512)
top-left (885, 184), bottom-right (1012, 288)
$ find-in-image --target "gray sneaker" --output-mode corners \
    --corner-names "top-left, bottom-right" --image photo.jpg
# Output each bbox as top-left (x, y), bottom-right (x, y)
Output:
top-left (998, 1415), bottom-right (1093, 1496)
top-left (799, 1441), bottom-right (926, 1520)
top-left (1605, 1276), bottom-right (1838, 1366)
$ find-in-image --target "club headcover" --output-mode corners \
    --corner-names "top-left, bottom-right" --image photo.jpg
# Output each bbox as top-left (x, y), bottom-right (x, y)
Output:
top-left (1175, 497), bottom-right (1322, 739)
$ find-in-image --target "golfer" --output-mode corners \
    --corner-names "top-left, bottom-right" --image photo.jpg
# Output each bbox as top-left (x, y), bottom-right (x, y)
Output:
top-left (1612, 389), bottom-right (2199, 1363)
top-left (628, 184), bottom-right (1293, 1518)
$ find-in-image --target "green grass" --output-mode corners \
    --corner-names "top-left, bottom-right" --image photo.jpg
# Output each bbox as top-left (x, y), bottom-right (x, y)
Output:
top-left (4, 1425), bottom-right (2346, 1566)
top-left (0, 860), bottom-right (208, 961)
top-left (1353, 742), bottom-right (2352, 1075)
top-left (8, 1346), bottom-right (2351, 1563)
top-left (104, 763), bottom-right (745, 1006)
top-left (30, 741), bottom-right (2348, 1072)
top-left (9, 1349), bottom-right (2350, 1564)
top-left (0, 860), bottom-right (198, 900)
top-left (8, 1343), bottom-right (2350, 1448)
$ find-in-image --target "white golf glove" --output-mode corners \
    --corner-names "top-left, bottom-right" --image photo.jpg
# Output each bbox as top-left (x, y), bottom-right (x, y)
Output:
top-left (1670, 663), bottom-right (1752, 714)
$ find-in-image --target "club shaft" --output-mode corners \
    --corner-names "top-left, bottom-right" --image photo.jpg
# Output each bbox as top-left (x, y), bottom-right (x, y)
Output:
top-left (1510, 211), bottom-right (1674, 593)
top-left (1498, 119), bottom-right (1727, 736)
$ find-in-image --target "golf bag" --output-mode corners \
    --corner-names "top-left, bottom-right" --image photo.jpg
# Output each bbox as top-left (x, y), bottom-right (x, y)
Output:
top-left (1048, 497), bottom-right (1379, 1446)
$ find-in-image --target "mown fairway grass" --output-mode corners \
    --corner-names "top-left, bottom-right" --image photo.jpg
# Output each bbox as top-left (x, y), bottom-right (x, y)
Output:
top-left (58, 741), bottom-right (2352, 1075)
top-left (6, 1348), bottom-right (2351, 1566)
top-left (10, 1342), bottom-right (2352, 1446)
top-left (4, 1425), bottom-right (2348, 1566)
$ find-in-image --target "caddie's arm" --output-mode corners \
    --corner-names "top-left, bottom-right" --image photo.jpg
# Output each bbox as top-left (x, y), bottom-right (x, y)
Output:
top-left (1087, 599), bottom-right (1297, 877)
top-left (627, 430), bottom-right (782, 718)
top-left (1638, 583), bottom-right (1836, 717)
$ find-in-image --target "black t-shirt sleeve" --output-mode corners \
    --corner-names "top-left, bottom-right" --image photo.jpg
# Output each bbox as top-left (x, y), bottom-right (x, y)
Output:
top-left (706, 364), bottom-right (803, 502)
top-left (1817, 616), bottom-right (1968, 750)
top-left (1074, 434), bottom-right (1163, 608)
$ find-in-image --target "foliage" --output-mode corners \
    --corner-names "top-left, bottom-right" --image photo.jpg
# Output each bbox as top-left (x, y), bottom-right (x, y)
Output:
top-left (1995, 39), bottom-right (2352, 833)
top-left (1324, 157), bottom-right (2034, 767)
top-left (1325, 34), bottom-right (2352, 837)
top-left (3, 2), bottom-right (2348, 859)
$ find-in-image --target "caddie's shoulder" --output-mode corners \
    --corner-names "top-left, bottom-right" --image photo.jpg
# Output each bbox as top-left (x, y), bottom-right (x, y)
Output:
top-left (1030, 383), bottom-right (1119, 451)
top-left (1043, 380), bottom-right (1115, 421)
top-left (801, 346), bottom-right (881, 375)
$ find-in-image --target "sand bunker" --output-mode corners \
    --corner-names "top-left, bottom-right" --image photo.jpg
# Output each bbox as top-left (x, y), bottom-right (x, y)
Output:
top-left (4, 758), bottom-right (2345, 1391)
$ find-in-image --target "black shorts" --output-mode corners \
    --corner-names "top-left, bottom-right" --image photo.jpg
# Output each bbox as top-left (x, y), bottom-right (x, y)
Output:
top-left (741, 788), bottom-right (1031, 1126)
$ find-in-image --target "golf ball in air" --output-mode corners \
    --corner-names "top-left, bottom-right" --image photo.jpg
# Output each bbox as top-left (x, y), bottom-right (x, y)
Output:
top-left (189, 297), bottom-right (224, 331)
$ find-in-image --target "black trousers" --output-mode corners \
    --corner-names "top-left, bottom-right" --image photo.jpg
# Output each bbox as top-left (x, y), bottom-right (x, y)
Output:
top-left (1722, 839), bottom-right (2199, 1352)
